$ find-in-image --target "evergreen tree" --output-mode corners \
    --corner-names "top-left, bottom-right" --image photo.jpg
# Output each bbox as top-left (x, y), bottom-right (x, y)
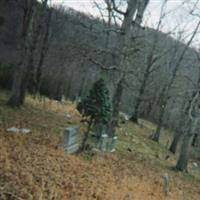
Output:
top-left (77, 78), bottom-right (112, 150)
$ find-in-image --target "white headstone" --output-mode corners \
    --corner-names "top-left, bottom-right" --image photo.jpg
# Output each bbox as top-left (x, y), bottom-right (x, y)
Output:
top-left (6, 127), bottom-right (20, 133)
top-left (110, 136), bottom-right (118, 152)
top-left (192, 162), bottom-right (198, 170)
top-left (20, 128), bottom-right (31, 134)
top-left (119, 112), bottom-right (130, 123)
top-left (162, 173), bottom-right (169, 196)
top-left (6, 127), bottom-right (31, 134)
top-left (99, 134), bottom-right (108, 152)
top-left (64, 127), bottom-right (79, 154)
top-left (61, 95), bottom-right (66, 104)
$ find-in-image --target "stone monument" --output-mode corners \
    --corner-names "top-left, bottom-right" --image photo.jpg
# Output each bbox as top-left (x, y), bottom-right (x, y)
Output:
top-left (110, 136), bottom-right (118, 152)
top-left (99, 134), bottom-right (108, 152)
top-left (162, 173), bottom-right (169, 196)
top-left (64, 127), bottom-right (79, 153)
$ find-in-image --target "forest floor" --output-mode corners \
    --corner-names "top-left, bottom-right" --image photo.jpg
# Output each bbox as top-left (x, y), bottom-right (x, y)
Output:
top-left (0, 90), bottom-right (200, 200)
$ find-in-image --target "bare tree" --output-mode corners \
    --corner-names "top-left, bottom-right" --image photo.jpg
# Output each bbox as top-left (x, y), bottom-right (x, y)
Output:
top-left (169, 99), bottom-right (188, 153)
top-left (33, 5), bottom-right (53, 95)
top-left (108, 0), bottom-right (150, 135)
top-left (8, 0), bottom-right (49, 106)
top-left (151, 20), bottom-right (200, 142)
top-left (130, 0), bottom-right (168, 123)
top-left (7, 0), bottom-right (36, 106)
top-left (169, 50), bottom-right (200, 153)
top-left (176, 79), bottom-right (200, 171)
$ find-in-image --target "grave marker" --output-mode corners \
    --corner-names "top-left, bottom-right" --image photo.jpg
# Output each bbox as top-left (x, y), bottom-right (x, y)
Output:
top-left (110, 136), bottom-right (118, 152)
top-left (162, 173), bottom-right (169, 196)
top-left (64, 127), bottom-right (79, 153)
top-left (99, 134), bottom-right (108, 152)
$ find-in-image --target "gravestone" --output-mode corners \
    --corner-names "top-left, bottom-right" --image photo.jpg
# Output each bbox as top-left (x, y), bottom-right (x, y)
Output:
top-left (110, 136), bottom-right (118, 152)
top-left (99, 134), bottom-right (108, 152)
top-left (6, 127), bottom-right (19, 133)
top-left (119, 112), bottom-right (130, 123)
top-left (20, 128), bottom-right (31, 134)
top-left (192, 162), bottom-right (198, 170)
top-left (162, 173), bottom-right (169, 196)
top-left (64, 127), bottom-right (79, 154)
top-left (6, 127), bottom-right (31, 134)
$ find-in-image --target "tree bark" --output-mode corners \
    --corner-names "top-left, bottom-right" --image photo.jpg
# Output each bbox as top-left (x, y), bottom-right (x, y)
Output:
top-left (170, 78), bottom-right (200, 152)
top-left (176, 89), bottom-right (200, 171)
top-left (152, 102), bottom-right (166, 142)
top-left (130, 2), bottom-right (164, 123)
top-left (66, 68), bottom-right (75, 98)
top-left (34, 7), bottom-right (52, 95)
top-left (80, 118), bottom-right (93, 151)
top-left (108, 1), bottom-right (137, 135)
top-left (108, 77), bottom-right (124, 136)
top-left (176, 97), bottom-right (200, 172)
top-left (7, 64), bottom-right (26, 106)
top-left (109, 0), bottom-right (149, 134)
top-left (169, 106), bottom-right (188, 153)
top-left (192, 133), bottom-right (198, 147)
top-left (130, 70), bottom-right (148, 123)
top-left (8, 0), bottom-right (35, 106)
top-left (176, 128), bottom-right (193, 172)
top-left (135, 0), bottom-right (150, 25)
top-left (169, 131), bottom-right (182, 153)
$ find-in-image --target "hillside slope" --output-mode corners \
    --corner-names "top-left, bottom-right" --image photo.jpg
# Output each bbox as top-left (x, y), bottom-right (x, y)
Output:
top-left (0, 91), bottom-right (200, 200)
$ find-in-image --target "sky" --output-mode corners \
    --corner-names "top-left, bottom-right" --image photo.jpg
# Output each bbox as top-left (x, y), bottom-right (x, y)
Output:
top-left (49, 0), bottom-right (200, 47)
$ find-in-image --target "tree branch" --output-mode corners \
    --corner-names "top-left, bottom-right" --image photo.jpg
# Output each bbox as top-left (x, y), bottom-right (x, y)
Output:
top-left (111, 0), bottom-right (126, 15)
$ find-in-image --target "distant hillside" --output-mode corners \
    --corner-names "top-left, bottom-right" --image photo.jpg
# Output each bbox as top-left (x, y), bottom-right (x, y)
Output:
top-left (0, 0), bottom-right (199, 128)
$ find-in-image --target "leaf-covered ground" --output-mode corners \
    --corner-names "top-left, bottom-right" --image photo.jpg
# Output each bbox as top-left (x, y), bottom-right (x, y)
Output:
top-left (0, 91), bottom-right (200, 200)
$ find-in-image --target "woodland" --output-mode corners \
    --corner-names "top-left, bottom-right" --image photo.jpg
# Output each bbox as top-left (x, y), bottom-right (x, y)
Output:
top-left (0, 0), bottom-right (200, 199)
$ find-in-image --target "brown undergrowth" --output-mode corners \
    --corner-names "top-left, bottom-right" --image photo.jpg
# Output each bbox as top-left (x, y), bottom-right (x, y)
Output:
top-left (0, 91), bottom-right (200, 200)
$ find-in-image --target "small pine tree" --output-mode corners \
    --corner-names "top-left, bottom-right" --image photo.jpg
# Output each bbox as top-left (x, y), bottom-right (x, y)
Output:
top-left (78, 78), bottom-right (112, 150)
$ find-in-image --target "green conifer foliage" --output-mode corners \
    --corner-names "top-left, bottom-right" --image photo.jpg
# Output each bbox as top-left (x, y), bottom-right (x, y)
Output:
top-left (78, 78), bottom-right (112, 125)
top-left (77, 78), bottom-right (112, 150)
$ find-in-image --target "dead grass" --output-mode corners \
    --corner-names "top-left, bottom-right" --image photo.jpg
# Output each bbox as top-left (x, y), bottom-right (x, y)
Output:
top-left (0, 91), bottom-right (200, 200)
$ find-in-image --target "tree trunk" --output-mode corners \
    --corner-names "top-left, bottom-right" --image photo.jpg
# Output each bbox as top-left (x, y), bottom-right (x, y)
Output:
top-left (108, 0), bottom-right (139, 134)
top-left (78, 59), bottom-right (87, 98)
top-left (135, 0), bottom-right (150, 25)
top-left (169, 131), bottom-right (182, 154)
top-left (130, 98), bottom-right (140, 123)
top-left (152, 104), bottom-right (165, 142)
top-left (66, 69), bottom-right (75, 98)
top-left (7, 65), bottom-right (26, 106)
top-left (34, 7), bottom-right (52, 95)
top-left (54, 80), bottom-right (63, 101)
top-left (169, 103), bottom-right (187, 153)
top-left (176, 113), bottom-right (198, 172)
top-left (192, 133), bottom-right (198, 147)
top-left (152, 126), bottom-right (161, 142)
top-left (176, 131), bottom-right (192, 172)
top-left (130, 72), bottom-right (147, 123)
top-left (80, 119), bottom-right (93, 151)
top-left (130, 19), bottom-right (159, 124)
top-left (108, 78), bottom-right (124, 136)
top-left (107, 0), bottom-right (149, 135)
top-left (7, 0), bottom-right (35, 106)
top-left (9, 35), bottom-right (34, 106)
